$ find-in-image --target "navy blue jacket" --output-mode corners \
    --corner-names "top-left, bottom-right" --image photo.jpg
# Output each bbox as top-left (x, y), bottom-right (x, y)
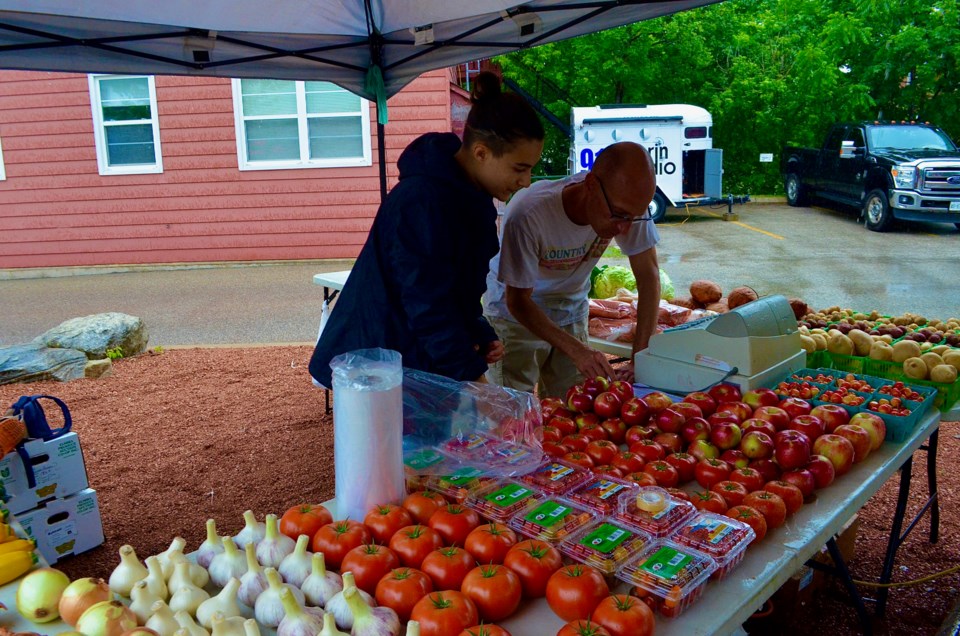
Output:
top-left (310, 133), bottom-right (500, 388)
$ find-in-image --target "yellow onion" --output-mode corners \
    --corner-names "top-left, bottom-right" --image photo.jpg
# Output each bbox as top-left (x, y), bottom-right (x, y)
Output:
top-left (59, 577), bottom-right (112, 626)
top-left (120, 629), bottom-right (161, 636)
top-left (16, 567), bottom-right (71, 623)
top-left (76, 600), bottom-right (138, 636)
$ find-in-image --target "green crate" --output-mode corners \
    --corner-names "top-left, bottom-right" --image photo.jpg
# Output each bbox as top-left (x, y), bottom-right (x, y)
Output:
top-left (819, 352), bottom-right (867, 375)
top-left (806, 350), bottom-right (830, 369)
top-left (862, 391), bottom-right (936, 443)
top-left (811, 388), bottom-right (872, 416)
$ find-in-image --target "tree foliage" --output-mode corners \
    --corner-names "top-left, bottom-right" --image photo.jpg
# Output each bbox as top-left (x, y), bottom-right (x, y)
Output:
top-left (497, 0), bottom-right (960, 193)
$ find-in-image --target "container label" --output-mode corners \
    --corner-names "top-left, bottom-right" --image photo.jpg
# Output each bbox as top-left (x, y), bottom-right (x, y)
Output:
top-left (536, 462), bottom-right (574, 482)
top-left (496, 445), bottom-right (534, 465)
top-left (444, 466), bottom-right (484, 486)
top-left (589, 479), bottom-right (627, 501)
top-left (524, 501), bottom-right (571, 528)
top-left (580, 523), bottom-right (632, 554)
top-left (405, 449), bottom-right (446, 470)
top-left (640, 546), bottom-right (692, 581)
top-left (652, 500), bottom-right (676, 520)
top-left (692, 518), bottom-right (735, 545)
top-left (484, 484), bottom-right (532, 508)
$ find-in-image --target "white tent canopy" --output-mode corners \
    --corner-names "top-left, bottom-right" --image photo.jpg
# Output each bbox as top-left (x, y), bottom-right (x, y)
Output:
top-left (0, 0), bottom-right (721, 102)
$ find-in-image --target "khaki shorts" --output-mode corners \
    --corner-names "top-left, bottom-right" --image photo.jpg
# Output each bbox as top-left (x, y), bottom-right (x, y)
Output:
top-left (486, 315), bottom-right (588, 398)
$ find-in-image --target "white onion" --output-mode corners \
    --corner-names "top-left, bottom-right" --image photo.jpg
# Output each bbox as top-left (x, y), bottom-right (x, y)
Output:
top-left (16, 567), bottom-right (71, 623)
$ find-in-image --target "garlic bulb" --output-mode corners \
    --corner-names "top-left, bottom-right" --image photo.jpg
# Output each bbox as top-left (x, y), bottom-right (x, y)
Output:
top-left (175, 611), bottom-right (210, 636)
top-left (324, 573), bottom-right (374, 631)
top-left (256, 514), bottom-right (295, 569)
top-left (130, 579), bottom-right (164, 624)
top-left (109, 544), bottom-right (150, 597)
top-left (144, 555), bottom-right (170, 601)
top-left (210, 612), bottom-right (247, 636)
top-left (255, 568), bottom-right (305, 628)
top-left (170, 553), bottom-right (211, 589)
top-left (170, 583), bottom-right (211, 616)
top-left (197, 519), bottom-right (225, 569)
top-left (234, 510), bottom-right (266, 549)
top-left (243, 618), bottom-right (261, 636)
top-left (300, 553), bottom-right (342, 608)
top-left (238, 543), bottom-right (268, 608)
top-left (156, 536), bottom-right (188, 580)
top-left (318, 614), bottom-right (349, 636)
top-left (209, 538), bottom-right (247, 589)
top-left (146, 600), bottom-right (181, 636)
top-left (278, 535), bottom-right (313, 588)
top-left (342, 586), bottom-right (399, 636)
top-left (196, 578), bottom-right (244, 629)
top-left (277, 587), bottom-right (324, 636)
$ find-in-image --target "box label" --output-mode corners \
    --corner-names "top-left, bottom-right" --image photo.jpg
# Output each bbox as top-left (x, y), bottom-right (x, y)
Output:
top-left (484, 484), bottom-right (532, 508)
top-left (536, 462), bottom-right (574, 482)
top-left (524, 501), bottom-right (571, 529)
top-left (640, 546), bottom-right (693, 580)
top-left (580, 522), bottom-right (632, 554)
top-left (444, 466), bottom-right (484, 486)
top-left (405, 449), bottom-right (446, 471)
top-left (689, 518), bottom-right (735, 545)
top-left (589, 479), bottom-right (627, 501)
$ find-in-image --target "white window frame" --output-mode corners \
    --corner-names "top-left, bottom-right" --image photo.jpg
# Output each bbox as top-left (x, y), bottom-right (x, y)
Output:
top-left (231, 79), bottom-right (372, 171)
top-left (88, 74), bottom-right (163, 176)
top-left (0, 135), bottom-right (6, 181)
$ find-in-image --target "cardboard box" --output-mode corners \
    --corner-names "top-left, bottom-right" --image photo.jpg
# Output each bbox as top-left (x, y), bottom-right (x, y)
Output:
top-left (0, 432), bottom-right (89, 514)
top-left (16, 488), bottom-right (104, 564)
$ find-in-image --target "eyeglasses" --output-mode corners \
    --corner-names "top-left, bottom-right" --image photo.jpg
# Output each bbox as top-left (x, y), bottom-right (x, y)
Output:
top-left (597, 178), bottom-right (653, 223)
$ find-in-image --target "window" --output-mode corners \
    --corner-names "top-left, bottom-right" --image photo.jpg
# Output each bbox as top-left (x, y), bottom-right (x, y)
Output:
top-left (684, 126), bottom-right (708, 139)
top-left (89, 75), bottom-right (163, 175)
top-left (0, 135), bottom-right (5, 181)
top-left (232, 79), bottom-right (371, 170)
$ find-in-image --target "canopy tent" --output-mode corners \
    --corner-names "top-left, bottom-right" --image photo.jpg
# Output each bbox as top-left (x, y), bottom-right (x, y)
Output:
top-left (0, 0), bottom-right (722, 195)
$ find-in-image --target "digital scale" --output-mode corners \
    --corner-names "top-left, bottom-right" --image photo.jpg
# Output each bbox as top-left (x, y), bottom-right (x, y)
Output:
top-left (634, 295), bottom-right (806, 394)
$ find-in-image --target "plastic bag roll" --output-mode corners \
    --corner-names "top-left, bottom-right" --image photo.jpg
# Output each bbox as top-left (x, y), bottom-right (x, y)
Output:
top-left (331, 348), bottom-right (405, 521)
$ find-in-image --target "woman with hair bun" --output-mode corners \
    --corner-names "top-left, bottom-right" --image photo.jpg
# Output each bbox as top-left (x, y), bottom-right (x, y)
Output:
top-left (310, 71), bottom-right (544, 388)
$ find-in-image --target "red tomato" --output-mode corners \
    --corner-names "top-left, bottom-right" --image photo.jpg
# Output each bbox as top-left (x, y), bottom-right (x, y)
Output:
top-left (579, 423), bottom-right (608, 442)
top-left (694, 458), bottom-right (732, 489)
top-left (339, 543), bottom-right (400, 595)
top-left (403, 491), bottom-right (449, 525)
top-left (622, 472), bottom-right (658, 488)
top-left (363, 503), bottom-right (414, 544)
top-left (584, 439), bottom-right (619, 466)
top-left (629, 440), bottom-right (665, 463)
top-left (642, 460), bottom-right (679, 487)
top-left (389, 524), bottom-right (445, 569)
top-left (502, 539), bottom-right (563, 598)
top-left (429, 505), bottom-right (481, 547)
top-left (743, 490), bottom-right (787, 529)
top-left (763, 480), bottom-right (805, 516)
top-left (563, 451), bottom-right (595, 468)
top-left (711, 480), bottom-right (749, 508)
top-left (728, 467), bottom-right (765, 493)
top-left (375, 567), bottom-right (434, 621)
top-left (561, 434), bottom-right (591, 452)
top-left (421, 546), bottom-right (477, 591)
top-left (410, 591), bottom-right (480, 636)
top-left (666, 487), bottom-right (693, 503)
top-left (691, 489), bottom-right (728, 515)
top-left (546, 564), bottom-right (610, 622)
top-left (310, 520), bottom-right (371, 570)
top-left (592, 465), bottom-right (624, 479)
top-left (611, 451), bottom-right (645, 475)
top-left (725, 505), bottom-right (768, 542)
top-left (541, 425), bottom-right (562, 443)
top-left (543, 441), bottom-right (572, 457)
top-left (279, 504), bottom-right (332, 541)
top-left (590, 594), bottom-right (655, 636)
top-left (557, 620), bottom-right (612, 636)
top-left (458, 626), bottom-right (513, 636)
top-left (663, 452), bottom-right (697, 484)
top-left (461, 564), bottom-right (522, 622)
top-left (465, 522), bottom-right (518, 565)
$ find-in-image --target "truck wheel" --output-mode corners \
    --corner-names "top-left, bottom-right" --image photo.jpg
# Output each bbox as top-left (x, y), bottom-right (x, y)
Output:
top-left (785, 174), bottom-right (807, 207)
top-left (648, 192), bottom-right (669, 223)
top-left (864, 189), bottom-right (894, 232)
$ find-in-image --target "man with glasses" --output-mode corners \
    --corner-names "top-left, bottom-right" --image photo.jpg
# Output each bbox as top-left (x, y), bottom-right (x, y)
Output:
top-left (483, 141), bottom-right (660, 397)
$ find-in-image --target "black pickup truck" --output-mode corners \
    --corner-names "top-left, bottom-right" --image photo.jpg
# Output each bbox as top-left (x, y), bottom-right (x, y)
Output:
top-left (781, 122), bottom-right (960, 231)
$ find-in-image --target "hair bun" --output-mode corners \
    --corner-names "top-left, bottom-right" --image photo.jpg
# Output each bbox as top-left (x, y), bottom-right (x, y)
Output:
top-left (470, 71), bottom-right (503, 105)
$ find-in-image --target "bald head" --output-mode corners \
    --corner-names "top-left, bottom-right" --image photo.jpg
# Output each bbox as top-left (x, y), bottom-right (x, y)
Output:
top-left (592, 142), bottom-right (657, 217)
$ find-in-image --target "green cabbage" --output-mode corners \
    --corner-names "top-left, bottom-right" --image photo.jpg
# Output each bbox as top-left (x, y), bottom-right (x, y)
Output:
top-left (590, 265), bottom-right (636, 299)
top-left (659, 268), bottom-right (675, 301)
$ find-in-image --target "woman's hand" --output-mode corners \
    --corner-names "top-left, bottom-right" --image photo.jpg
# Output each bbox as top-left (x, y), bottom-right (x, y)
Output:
top-left (484, 340), bottom-right (505, 364)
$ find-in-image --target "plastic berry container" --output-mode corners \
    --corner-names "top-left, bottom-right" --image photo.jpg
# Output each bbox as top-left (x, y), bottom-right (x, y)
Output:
top-left (490, 441), bottom-right (542, 475)
top-left (507, 495), bottom-right (597, 544)
top-left (559, 519), bottom-right (653, 576)
top-left (614, 487), bottom-right (697, 539)
top-left (616, 540), bottom-right (718, 619)
top-left (518, 459), bottom-right (593, 496)
top-left (670, 511), bottom-right (755, 580)
top-left (465, 480), bottom-right (541, 524)
top-left (440, 432), bottom-right (501, 462)
top-left (566, 475), bottom-right (639, 516)
top-left (404, 448), bottom-right (452, 492)
top-left (427, 465), bottom-right (498, 503)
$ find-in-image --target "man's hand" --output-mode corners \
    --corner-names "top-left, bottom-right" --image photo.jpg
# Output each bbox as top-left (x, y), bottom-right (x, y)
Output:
top-left (615, 361), bottom-right (635, 383)
top-left (571, 344), bottom-right (617, 380)
top-left (484, 340), bottom-right (504, 364)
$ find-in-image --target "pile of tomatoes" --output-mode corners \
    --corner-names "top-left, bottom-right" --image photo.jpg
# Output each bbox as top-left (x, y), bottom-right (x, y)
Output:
top-left (278, 496), bottom-right (655, 636)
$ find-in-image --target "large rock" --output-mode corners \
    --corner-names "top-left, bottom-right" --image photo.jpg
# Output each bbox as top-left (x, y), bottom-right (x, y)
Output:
top-left (34, 312), bottom-right (148, 360)
top-left (0, 344), bottom-right (89, 385)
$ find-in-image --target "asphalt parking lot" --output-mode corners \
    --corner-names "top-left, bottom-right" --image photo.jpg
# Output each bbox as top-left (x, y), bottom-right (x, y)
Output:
top-left (0, 201), bottom-right (957, 348)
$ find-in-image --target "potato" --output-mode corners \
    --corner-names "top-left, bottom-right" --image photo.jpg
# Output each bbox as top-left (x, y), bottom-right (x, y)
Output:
top-left (931, 345), bottom-right (951, 356)
top-left (705, 299), bottom-right (730, 314)
top-left (869, 341), bottom-right (893, 361)
top-left (727, 286), bottom-right (759, 310)
top-left (811, 333), bottom-right (828, 351)
top-left (903, 357), bottom-right (928, 380)
top-left (848, 329), bottom-right (873, 356)
top-left (690, 280), bottom-right (723, 305)
top-left (930, 364), bottom-right (958, 384)
top-left (827, 332), bottom-right (854, 356)
top-left (670, 295), bottom-right (700, 310)
top-left (800, 334), bottom-right (817, 354)
top-left (943, 350), bottom-right (960, 371)
top-left (892, 340), bottom-right (922, 363)
top-left (921, 352), bottom-right (945, 375)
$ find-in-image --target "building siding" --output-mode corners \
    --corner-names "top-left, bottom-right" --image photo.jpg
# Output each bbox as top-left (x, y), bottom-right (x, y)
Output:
top-left (0, 70), bottom-right (452, 268)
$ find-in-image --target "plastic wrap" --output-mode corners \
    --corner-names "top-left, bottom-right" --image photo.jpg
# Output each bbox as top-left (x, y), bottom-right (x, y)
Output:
top-left (401, 368), bottom-right (543, 479)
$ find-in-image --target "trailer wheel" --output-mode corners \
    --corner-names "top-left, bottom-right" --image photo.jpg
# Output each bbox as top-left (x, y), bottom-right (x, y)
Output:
top-left (648, 192), bottom-right (669, 223)
top-left (785, 173), bottom-right (807, 207)
top-left (864, 189), bottom-right (894, 232)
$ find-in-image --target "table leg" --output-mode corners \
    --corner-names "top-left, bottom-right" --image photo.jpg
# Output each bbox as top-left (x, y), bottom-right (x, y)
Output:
top-left (825, 537), bottom-right (873, 636)
top-left (321, 285), bottom-right (339, 416)
top-left (925, 429), bottom-right (940, 543)
top-left (877, 454), bottom-right (914, 616)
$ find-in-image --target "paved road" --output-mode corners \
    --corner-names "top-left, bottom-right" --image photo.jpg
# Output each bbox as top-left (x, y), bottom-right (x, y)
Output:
top-left (0, 202), bottom-right (957, 348)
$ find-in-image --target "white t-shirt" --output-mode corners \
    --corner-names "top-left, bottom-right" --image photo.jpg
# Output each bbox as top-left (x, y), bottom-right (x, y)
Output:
top-left (484, 173), bottom-right (660, 326)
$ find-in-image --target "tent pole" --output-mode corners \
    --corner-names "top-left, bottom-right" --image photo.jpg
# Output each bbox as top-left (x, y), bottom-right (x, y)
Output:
top-left (377, 121), bottom-right (387, 202)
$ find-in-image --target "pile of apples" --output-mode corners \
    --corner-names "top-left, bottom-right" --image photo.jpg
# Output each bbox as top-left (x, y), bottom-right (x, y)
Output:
top-left (538, 378), bottom-right (888, 537)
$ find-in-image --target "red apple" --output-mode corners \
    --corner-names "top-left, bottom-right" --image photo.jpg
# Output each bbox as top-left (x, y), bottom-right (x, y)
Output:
top-left (833, 424), bottom-right (872, 463)
top-left (753, 406), bottom-right (791, 431)
top-left (640, 392), bottom-right (674, 414)
top-left (741, 418), bottom-right (777, 438)
top-left (774, 429), bottom-right (811, 450)
top-left (655, 408), bottom-right (687, 434)
top-left (609, 380), bottom-right (635, 404)
top-left (710, 421), bottom-right (742, 451)
top-left (849, 412), bottom-right (887, 451)
top-left (599, 417), bottom-right (628, 445)
top-left (805, 454), bottom-right (836, 489)
top-left (548, 415), bottom-right (577, 437)
top-left (812, 434), bottom-right (856, 477)
top-left (575, 412), bottom-right (601, 431)
top-left (683, 391), bottom-right (718, 416)
top-left (715, 401), bottom-right (753, 423)
top-left (787, 414), bottom-right (825, 442)
top-left (708, 411), bottom-right (741, 428)
top-left (740, 430), bottom-right (775, 460)
top-left (809, 404), bottom-right (850, 434)
top-left (780, 468), bottom-right (816, 498)
top-left (720, 449), bottom-right (750, 470)
top-left (582, 376), bottom-right (610, 397)
top-left (654, 432), bottom-right (683, 455)
top-left (579, 423), bottom-right (607, 441)
top-left (680, 417), bottom-right (712, 444)
top-left (566, 385), bottom-right (594, 413)
top-left (593, 392), bottom-right (623, 419)
top-left (669, 401), bottom-right (703, 421)
top-left (743, 387), bottom-right (780, 409)
top-left (620, 398), bottom-right (650, 426)
top-left (708, 383), bottom-right (743, 404)
top-left (686, 439), bottom-right (720, 462)
top-left (625, 425), bottom-right (655, 446)
top-left (540, 397), bottom-right (564, 420)
top-left (750, 458), bottom-right (782, 482)
top-left (774, 436), bottom-right (811, 471)
top-left (778, 397), bottom-right (812, 420)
